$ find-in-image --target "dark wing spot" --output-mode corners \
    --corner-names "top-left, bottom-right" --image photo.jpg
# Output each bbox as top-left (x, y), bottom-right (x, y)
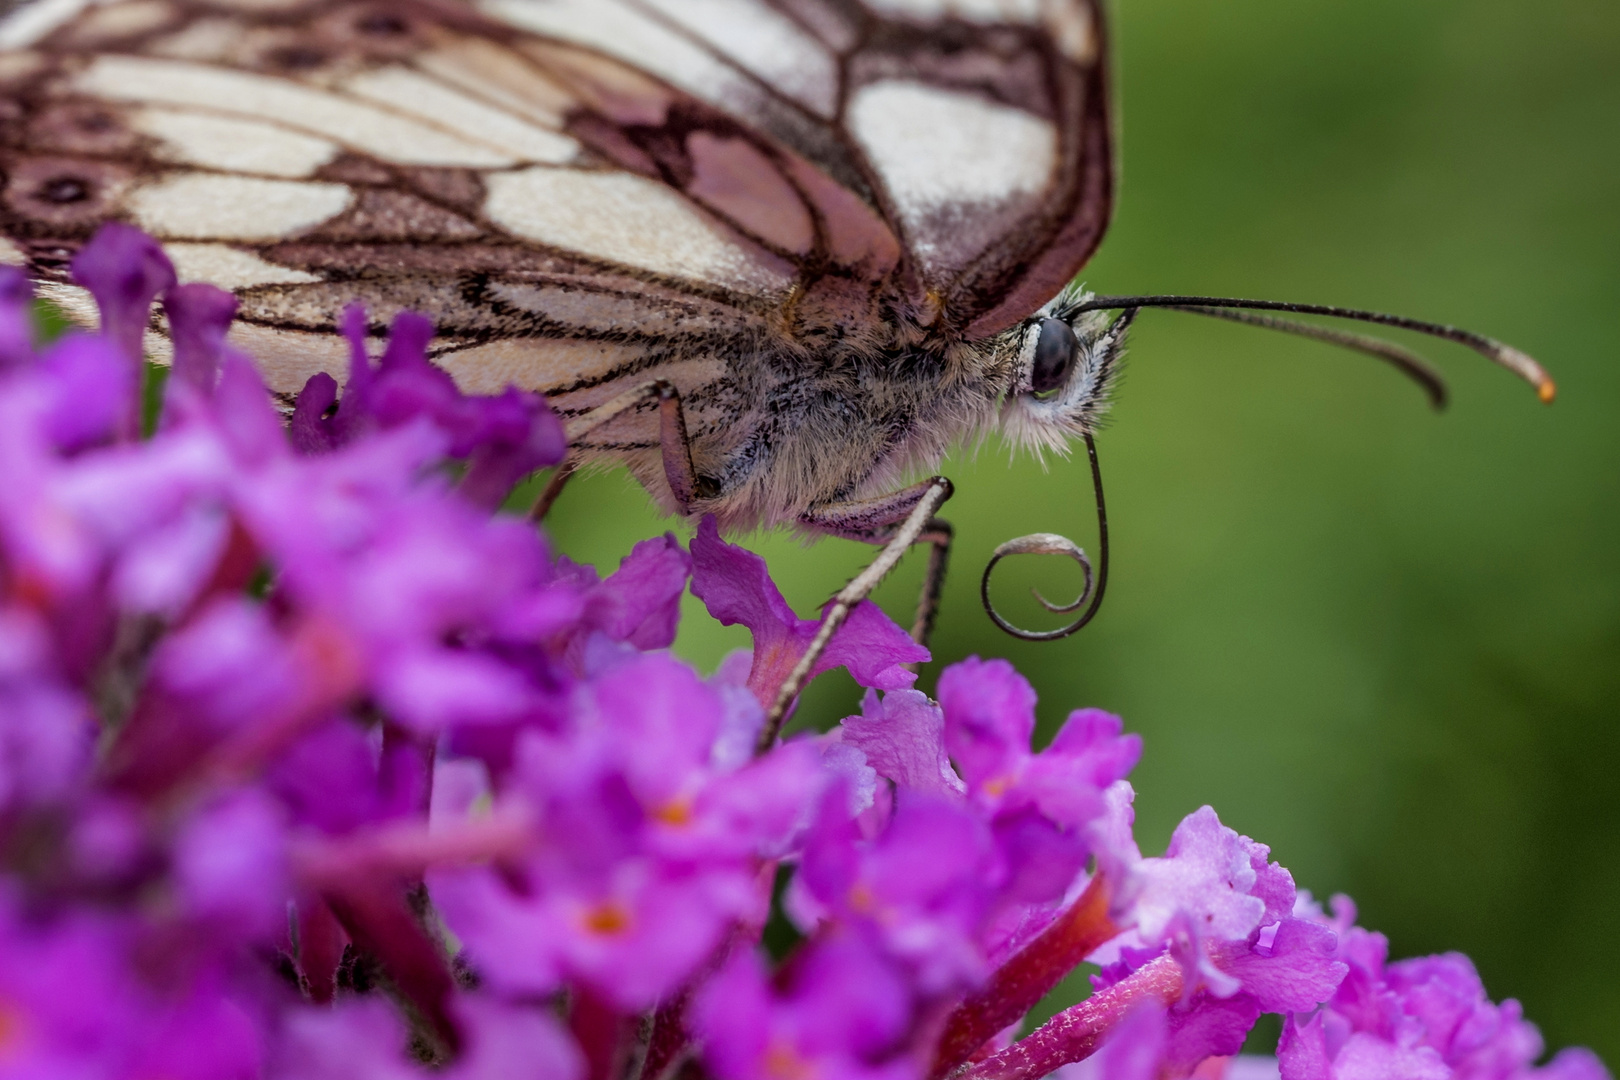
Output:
top-left (356, 12), bottom-right (408, 35)
top-left (311, 3), bottom-right (424, 59)
top-left (38, 176), bottom-right (88, 203)
top-left (28, 102), bottom-right (138, 155)
top-left (404, 168), bottom-right (484, 214)
top-left (3, 156), bottom-right (131, 227)
top-left (316, 153), bottom-right (396, 186)
top-left (267, 45), bottom-right (328, 70)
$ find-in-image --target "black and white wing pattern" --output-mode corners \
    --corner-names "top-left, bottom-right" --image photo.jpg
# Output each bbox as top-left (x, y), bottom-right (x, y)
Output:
top-left (0, 0), bottom-right (1112, 517)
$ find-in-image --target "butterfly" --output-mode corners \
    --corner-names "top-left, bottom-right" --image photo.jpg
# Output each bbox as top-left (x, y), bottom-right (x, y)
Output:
top-left (0, 0), bottom-right (1553, 729)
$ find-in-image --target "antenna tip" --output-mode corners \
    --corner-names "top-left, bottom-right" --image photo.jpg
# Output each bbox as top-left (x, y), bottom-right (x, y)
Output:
top-left (1490, 342), bottom-right (1555, 403)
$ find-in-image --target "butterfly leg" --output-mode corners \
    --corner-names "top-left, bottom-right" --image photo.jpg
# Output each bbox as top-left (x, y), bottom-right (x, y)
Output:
top-left (759, 478), bottom-right (954, 748)
top-left (527, 458), bottom-right (579, 522)
top-left (529, 379), bottom-right (708, 521)
top-left (798, 482), bottom-right (957, 647)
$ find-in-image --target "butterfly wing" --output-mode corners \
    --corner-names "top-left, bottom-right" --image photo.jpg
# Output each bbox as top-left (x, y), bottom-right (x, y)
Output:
top-left (0, 0), bottom-right (1110, 470)
top-left (466, 0), bottom-right (1113, 337)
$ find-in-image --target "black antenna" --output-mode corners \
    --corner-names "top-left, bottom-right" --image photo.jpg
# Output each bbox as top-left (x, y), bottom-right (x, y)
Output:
top-left (1060, 294), bottom-right (1555, 404)
top-left (1159, 304), bottom-right (1449, 410)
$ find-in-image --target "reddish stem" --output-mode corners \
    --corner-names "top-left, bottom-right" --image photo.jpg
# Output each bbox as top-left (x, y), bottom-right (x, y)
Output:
top-left (178, 517), bottom-right (260, 623)
top-left (933, 874), bottom-right (1118, 1076)
top-left (199, 616), bottom-right (363, 782)
top-left (380, 722), bottom-right (436, 820)
top-left (640, 869), bottom-right (776, 1080)
top-left (105, 614), bottom-right (363, 801)
top-left (571, 987), bottom-right (629, 1080)
top-left (290, 811), bottom-right (533, 889)
top-left (641, 990), bottom-right (691, 1080)
top-left (958, 954), bottom-right (1184, 1080)
top-left (296, 897), bottom-right (347, 1004)
top-left (324, 879), bottom-right (459, 1055)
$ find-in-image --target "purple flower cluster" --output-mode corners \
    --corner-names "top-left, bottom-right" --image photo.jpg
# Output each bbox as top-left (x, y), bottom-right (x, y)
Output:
top-left (1275, 897), bottom-right (1607, 1080)
top-left (0, 225), bottom-right (1605, 1080)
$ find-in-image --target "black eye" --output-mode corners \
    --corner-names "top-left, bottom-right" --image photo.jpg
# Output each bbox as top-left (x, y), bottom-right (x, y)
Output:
top-left (1030, 317), bottom-right (1078, 395)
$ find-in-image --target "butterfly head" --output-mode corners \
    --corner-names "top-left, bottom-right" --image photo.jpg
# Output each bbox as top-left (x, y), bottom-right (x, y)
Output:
top-left (1000, 288), bottom-right (1134, 459)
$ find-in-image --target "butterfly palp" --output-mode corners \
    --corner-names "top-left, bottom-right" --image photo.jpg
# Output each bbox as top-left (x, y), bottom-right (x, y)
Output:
top-left (546, 379), bottom-right (707, 517)
top-left (980, 431), bottom-right (1111, 642)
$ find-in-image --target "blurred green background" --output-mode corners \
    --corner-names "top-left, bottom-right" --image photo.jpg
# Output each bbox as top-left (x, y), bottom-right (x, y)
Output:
top-left (541, 0), bottom-right (1620, 1061)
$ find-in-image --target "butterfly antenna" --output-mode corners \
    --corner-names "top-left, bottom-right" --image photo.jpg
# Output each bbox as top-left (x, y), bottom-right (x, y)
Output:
top-left (1159, 305), bottom-right (1449, 410)
top-left (980, 430), bottom-right (1110, 641)
top-left (1062, 294), bottom-right (1555, 404)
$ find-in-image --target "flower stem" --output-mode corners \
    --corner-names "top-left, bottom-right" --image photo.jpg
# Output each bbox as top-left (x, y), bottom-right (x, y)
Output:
top-left (640, 990), bottom-right (690, 1080)
top-left (571, 987), bottom-right (630, 1080)
top-left (957, 954), bottom-right (1183, 1080)
top-left (291, 812), bottom-right (533, 888)
top-left (933, 874), bottom-right (1117, 1076)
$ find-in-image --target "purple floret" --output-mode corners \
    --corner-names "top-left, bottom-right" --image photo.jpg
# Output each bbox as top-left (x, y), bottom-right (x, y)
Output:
top-left (839, 687), bottom-right (966, 798)
top-left (70, 222), bottom-right (174, 370)
top-left (689, 515), bottom-right (928, 710)
top-left (694, 931), bottom-right (920, 1080)
top-left (1276, 896), bottom-right (1611, 1080)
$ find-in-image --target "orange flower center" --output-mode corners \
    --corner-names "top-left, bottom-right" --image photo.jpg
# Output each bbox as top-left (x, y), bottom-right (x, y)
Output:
top-left (583, 902), bottom-right (632, 935)
top-left (655, 798), bottom-right (693, 826)
top-left (0, 1001), bottom-right (24, 1059)
top-left (764, 1040), bottom-right (817, 1080)
top-left (981, 774), bottom-right (1013, 797)
top-left (848, 882), bottom-right (878, 914)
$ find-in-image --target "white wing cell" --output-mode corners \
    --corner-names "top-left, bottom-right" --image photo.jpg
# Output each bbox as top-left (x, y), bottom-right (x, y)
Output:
top-left (129, 175), bottom-right (353, 240)
top-left (637, 0), bottom-right (840, 118)
top-left (480, 0), bottom-right (765, 128)
top-left (484, 167), bottom-right (795, 296)
top-left (339, 66), bottom-right (579, 164)
top-left (73, 56), bottom-right (522, 167)
top-left (849, 80), bottom-right (1058, 284)
top-left (163, 243), bottom-right (323, 289)
top-left (131, 107), bottom-right (339, 178)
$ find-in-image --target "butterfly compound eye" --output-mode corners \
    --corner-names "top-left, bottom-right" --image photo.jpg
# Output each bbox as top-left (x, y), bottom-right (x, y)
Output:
top-left (1030, 317), bottom-right (1078, 395)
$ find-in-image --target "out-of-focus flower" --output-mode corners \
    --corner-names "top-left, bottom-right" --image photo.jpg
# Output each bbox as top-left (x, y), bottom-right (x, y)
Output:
top-left (430, 651), bottom-right (822, 1011)
top-left (0, 267), bottom-right (33, 369)
top-left (70, 224), bottom-right (173, 413)
top-left (693, 930), bottom-right (918, 1080)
